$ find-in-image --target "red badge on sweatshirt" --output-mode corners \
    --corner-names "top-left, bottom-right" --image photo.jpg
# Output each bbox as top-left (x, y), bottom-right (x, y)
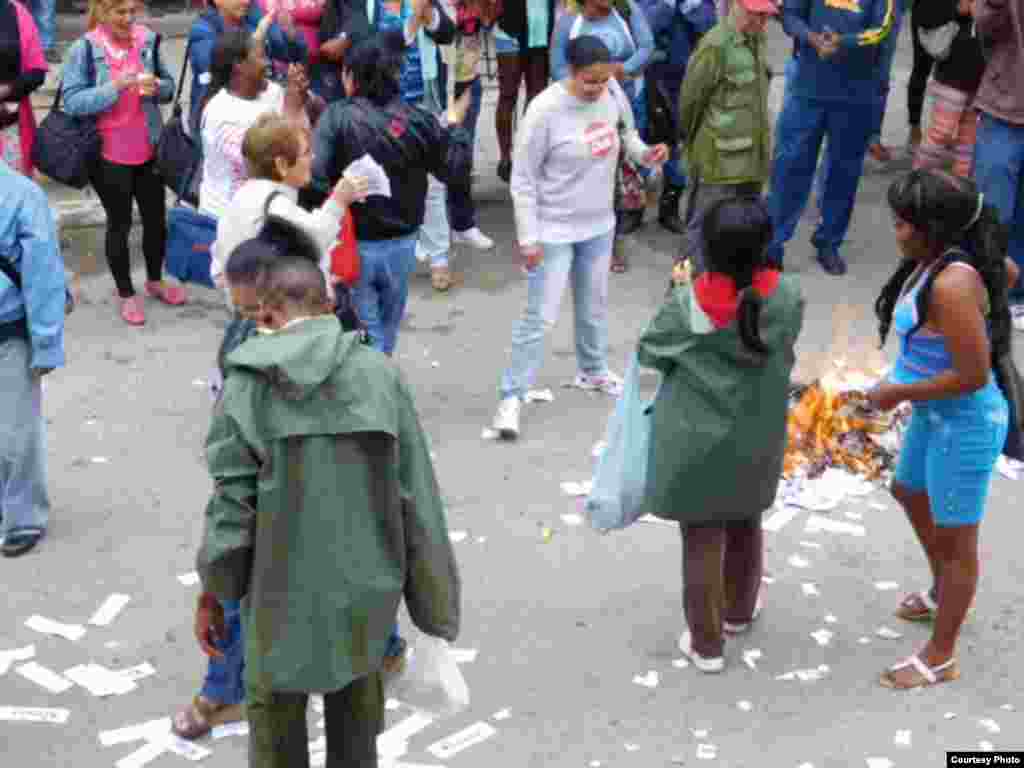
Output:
top-left (583, 121), bottom-right (616, 159)
top-left (389, 117), bottom-right (406, 139)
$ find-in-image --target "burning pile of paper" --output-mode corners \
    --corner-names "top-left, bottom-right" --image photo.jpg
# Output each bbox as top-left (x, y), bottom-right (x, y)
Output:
top-left (784, 373), bottom-right (908, 480)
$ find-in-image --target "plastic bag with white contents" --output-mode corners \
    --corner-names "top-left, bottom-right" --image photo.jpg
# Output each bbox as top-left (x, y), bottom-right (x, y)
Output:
top-left (387, 636), bottom-right (470, 718)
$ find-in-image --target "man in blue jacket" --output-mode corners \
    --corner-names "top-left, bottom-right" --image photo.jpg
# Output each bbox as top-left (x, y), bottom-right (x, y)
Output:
top-left (767, 0), bottom-right (895, 275)
top-left (187, 0), bottom-right (308, 136)
top-left (643, 0), bottom-right (717, 232)
top-left (0, 160), bottom-right (66, 558)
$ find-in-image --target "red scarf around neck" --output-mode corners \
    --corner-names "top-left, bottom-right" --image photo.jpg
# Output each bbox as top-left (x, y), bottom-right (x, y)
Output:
top-left (693, 269), bottom-right (781, 329)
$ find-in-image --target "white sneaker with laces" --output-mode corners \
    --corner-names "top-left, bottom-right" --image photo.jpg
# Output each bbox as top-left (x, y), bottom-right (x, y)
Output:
top-left (678, 630), bottom-right (724, 673)
top-left (453, 227), bottom-right (495, 251)
top-left (493, 397), bottom-right (521, 439)
top-left (573, 371), bottom-right (623, 397)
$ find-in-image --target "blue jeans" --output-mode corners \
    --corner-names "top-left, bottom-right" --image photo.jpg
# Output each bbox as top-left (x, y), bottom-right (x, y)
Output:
top-left (974, 113), bottom-right (1024, 300)
top-left (499, 229), bottom-right (614, 400)
top-left (353, 235), bottom-right (418, 356)
top-left (652, 73), bottom-right (687, 189)
top-left (767, 95), bottom-right (875, 262)
top-left (449, 78), bottom-right (483, 233)
top-left (0, 337), bottom-right (49, 541)
top-left (414, 80), bottom-right (452, 269)
top-left (30, 0), bottom-right (56, 53)
top-left (200, 599), bottom-right (245, 705)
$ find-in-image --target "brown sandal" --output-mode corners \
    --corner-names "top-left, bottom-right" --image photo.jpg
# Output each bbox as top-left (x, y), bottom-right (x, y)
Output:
top-left (172, 696), bottom-right (245, 741)
top-left (431, 266), bottom-right (453, 292)
top-left (879, 654), bottom-right (959, 690)
top-left (610, 239), bottom-right (629, 274)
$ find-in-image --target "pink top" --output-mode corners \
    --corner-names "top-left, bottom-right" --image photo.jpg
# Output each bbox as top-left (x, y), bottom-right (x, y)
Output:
top-left (262, 0), bottom-right (324, 66)
top-left (91, 25), bottom-right (153, 165)
top-left (4, 1), bottom-right (46, 175)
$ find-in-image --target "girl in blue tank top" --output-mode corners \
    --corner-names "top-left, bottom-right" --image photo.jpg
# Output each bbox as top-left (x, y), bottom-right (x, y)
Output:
top-left (869, 169), bottom-right (1019, 691)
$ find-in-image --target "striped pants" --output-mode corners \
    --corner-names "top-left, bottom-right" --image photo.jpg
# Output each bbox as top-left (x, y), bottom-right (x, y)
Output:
top-left (913, 81), bottom-right (977, 179)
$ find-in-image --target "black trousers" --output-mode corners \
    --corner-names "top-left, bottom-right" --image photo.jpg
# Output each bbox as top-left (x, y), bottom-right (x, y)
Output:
top-left (90, 158), bottom-right (167, 297)
top-left (907, 3), bottom-right (935, 128)
top-left (247, 671), bottom-right (385, 768)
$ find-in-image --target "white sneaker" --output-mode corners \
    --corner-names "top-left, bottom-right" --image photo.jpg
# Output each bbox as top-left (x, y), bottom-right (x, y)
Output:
top-left (453, 227), bottom-right (495, 251)
top-left (573, 371), bottom-right (623, 397)
top-left (492, 397), bottom-right (521, 439)
top-left (678, 630), bottom-right (724, 674)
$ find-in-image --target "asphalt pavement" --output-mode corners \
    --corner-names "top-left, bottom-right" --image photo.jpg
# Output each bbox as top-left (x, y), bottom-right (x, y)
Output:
top-left (3, 14), bottom-right (1022, 768)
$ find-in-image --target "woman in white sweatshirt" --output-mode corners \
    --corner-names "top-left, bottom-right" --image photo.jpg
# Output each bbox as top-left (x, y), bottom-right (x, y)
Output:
top-left (210, 113), bottom-right (367, 292)
top-left (491, 34), bottom-right (667, 439)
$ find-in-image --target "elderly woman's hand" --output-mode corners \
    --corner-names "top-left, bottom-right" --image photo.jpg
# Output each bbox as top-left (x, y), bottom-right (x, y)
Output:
top-left (334, 175), bottom-right (370, 207)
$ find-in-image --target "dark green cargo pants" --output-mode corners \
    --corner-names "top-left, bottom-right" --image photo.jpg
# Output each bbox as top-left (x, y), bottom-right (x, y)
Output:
top-left (247, 671), bottom-right (384, 768)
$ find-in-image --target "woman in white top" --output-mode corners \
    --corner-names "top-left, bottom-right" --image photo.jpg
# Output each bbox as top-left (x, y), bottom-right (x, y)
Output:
top-left (198, 24), bottom-right (307, 220)
top-left (491, 35), bottom-right (667, 439)
top-left (211, 113), bottom-right (367, 291)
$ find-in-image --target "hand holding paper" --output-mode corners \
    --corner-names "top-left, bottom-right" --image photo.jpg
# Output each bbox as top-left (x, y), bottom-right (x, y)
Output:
top-left (343, 155), bottom-right (391, 199)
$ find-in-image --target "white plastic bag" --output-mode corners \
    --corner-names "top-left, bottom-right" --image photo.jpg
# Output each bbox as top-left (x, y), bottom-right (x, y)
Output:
top-left (388, 636), bottom-right (469, 718)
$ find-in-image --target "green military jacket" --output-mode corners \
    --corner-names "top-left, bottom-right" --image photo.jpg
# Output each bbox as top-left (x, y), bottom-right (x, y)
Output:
top-left (197, 316), bottom-right (460, 694)
top-left (638, 277), bottom-right (805, 524)
top-left (678, 13), bottom-right (772, 186)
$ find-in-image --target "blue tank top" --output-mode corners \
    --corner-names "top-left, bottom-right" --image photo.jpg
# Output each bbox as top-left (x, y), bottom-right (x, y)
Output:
top-left (890, 260), bottom-right (987, 385)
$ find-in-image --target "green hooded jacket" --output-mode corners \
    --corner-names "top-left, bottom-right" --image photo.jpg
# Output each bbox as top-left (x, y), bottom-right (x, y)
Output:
top-left (638, 277), bottom-right (805, 524)
top-left (678, 13), bottom-right (772, 186)
top-left (197, 316), bottom-right (460, 694)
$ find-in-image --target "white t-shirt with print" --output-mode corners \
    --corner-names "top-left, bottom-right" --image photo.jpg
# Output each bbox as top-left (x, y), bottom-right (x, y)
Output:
top-left (199, 83), bottom-right (286, 220)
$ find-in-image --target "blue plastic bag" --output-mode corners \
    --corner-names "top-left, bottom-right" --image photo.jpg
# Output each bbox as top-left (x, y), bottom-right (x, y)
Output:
top-left (586, 355), bottom-right (654, 532)
top-left (165, 205), bottom-right (217, 288)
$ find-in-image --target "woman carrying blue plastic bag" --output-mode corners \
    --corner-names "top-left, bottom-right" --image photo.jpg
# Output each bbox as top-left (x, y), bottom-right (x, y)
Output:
top-left (638, 198), bottom-right (804, 674)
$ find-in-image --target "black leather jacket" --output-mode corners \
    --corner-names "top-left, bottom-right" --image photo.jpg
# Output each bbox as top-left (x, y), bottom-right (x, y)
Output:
top-left (305, 96), bottom-right (472, 241)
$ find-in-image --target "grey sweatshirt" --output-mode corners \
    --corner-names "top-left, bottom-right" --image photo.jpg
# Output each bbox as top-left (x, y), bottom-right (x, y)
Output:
top-left (511, 78), bottom-right (649, 247)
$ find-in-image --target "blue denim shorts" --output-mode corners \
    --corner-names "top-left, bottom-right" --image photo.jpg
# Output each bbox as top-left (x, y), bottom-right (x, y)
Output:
top-left (894, 381), bottom-right (1009, 527)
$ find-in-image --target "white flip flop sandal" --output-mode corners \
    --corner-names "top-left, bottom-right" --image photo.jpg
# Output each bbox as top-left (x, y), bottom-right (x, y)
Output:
top-left (880, 654), bottom-right (959, 689)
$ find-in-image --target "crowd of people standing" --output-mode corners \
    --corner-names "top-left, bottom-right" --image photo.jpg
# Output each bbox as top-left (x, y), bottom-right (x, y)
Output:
top-left (2, 0), bottom-right (1024, 764)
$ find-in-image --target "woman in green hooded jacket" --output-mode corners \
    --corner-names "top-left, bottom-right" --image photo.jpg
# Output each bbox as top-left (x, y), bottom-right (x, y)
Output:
top-left (639, 197), bottom-right (804, 673)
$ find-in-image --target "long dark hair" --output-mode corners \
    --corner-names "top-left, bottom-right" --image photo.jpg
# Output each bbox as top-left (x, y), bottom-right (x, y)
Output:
top-left (343, 30), bottom-right (405, 106)
top-left (701, 196), bottom-right (775, 358)
top-left (201, 28), bottom-right (256, 118)
top-left (875, 170), bottom-right (1010, 362)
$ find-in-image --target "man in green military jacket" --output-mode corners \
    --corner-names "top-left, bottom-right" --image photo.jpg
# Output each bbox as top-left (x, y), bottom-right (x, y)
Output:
top-left (195, 251), bottom-right (460, 768)
top-left (677, 0), bottom-right (777, 271)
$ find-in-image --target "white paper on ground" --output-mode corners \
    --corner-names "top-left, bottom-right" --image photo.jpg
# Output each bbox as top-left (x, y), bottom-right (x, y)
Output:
top-left (762, 506), bottom-right (800, 533)
top-left (825, 614), bottom-right (839, 624)
top-left (116, 663), bottom-right (157, 682)
top-left (0, 644), bottom-right (36, 675)
top-left (381, 712), bottom-right (434, 744)
top-left (736, 700), bottom-right (753, 712)
top-left (24, 615), bottom-right (87, 642)
top-left (524, 389), bottom-right (554, 403)
top-left (385, 698), bottom-right (401, 711)
top-left (560, 480), bottom-right (593, 497)
top-left (115, 742), bottom-right (166, 768)
top-left (805, 514), bottom-right (866, 538)
top-left (692, 729), bottom-right (709, 739)
top-left (979, 741), bottom-right (995, 752)
top-left (810, 629), bottom-right (834, 647)
top-left (797, 764), bottom-right (815, 768)
top-left (672, 657), bottom-right (690, 669)
top-left (875, 626), bottom-right (903, 639)
top-left (870, 502), bottom-right (888, 511)
top-left (64, 664), bottom-right (137, 697)
top-left (894, 730), bottom-right (912, 746)
top-left (91, 456), bottom-right (109, 464)
top-left (761, 576), bottom-right (776, 584)
top-left (177, 572), bottom-right (201, 587)
top-left (799, 540), bottom-right (822, 549)
top-left (426, 722), bottom-right (497, 760)
top-left (99, 717), bottom-right (172, 747)
top-left (858, 636), bottom-right (872, 644)
top-left (16, 662), bottom-right (73, 694)
top-left (845, 511), bottom-right (864, 521)
top-left (343, 155), bottom-right (391, 198)
top-left (480, 428), bottom-right (499, 440)
top-left (560, 513), bottom-right (584, 526)
top-left (89, 594), bottom-right (132, 626)
top-left (865, 758), bottom-right (894, 768)
top-left (492, 708), bottom-right (512, 721)
top-left (742, 649), bottom-right (762, 670)
top-left (802, 583), bottom-right (820, 597)
top-left (450, 648), bottom-right (478, 664)
top-left (788, 555), bottom-right (811, 569)
top-left (158, 733), bottom-right (213, 761)
top-left (624, 743), bottom-right (640, 752)
top-left (0, 706), bottom-right (70, 724)
top-left (632, 671), bottom-right (659, 688)
top-left (874, 581), bottom-right (900, 591)
top-left (978, 718), bottom-right (1001, 734)
top-left (944, 712), bottom-right (957, 720)
top-left (212, 721), bottom-right (250, 740)
top-left (448, 531), bottom-right (468, 543)
top-left (696, 743), bottom-right (717, 760)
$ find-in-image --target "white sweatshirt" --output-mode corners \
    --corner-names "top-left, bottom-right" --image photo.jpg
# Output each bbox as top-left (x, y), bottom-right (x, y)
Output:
top-left (210, 179), bottom-right (345, 286)
top-left (511, 78), bottom-right (649, 247)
